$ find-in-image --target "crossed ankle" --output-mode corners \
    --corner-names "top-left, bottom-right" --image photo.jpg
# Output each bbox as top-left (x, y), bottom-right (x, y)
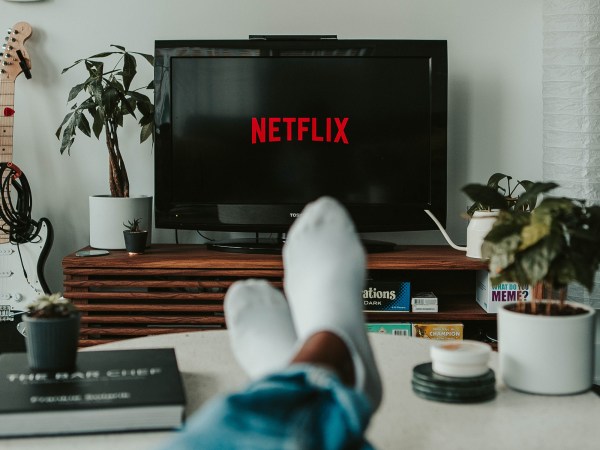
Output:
top-left (291, 331), bottom-right (356, 387)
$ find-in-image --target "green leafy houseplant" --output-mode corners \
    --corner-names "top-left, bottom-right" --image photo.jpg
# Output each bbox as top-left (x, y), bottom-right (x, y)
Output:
top-left (462, 172), bottom-right (544, 215)
top-left (480, 184), bottom-right (600, 315)
top-left (56, 45), bottom-right (154, 198)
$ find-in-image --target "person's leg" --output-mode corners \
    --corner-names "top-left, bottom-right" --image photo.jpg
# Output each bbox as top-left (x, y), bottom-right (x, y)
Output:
top-left (162, 331), bottom-right (374, 450)
top-left (224, 279), bottom-right (297, 379)
top-left (291, 331), bottom-right (355, 387)
top-left (284, 196), bottom-right (382, 410)
top-left (160, 197), bottom-right (379, 449)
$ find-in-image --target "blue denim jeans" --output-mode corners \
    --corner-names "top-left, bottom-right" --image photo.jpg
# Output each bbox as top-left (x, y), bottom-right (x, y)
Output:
top-left (161, 364), bottom-right (375, 450)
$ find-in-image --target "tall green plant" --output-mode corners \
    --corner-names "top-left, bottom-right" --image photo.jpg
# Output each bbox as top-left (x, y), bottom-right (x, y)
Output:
top-left (56, 45), bottom-right (154, 197)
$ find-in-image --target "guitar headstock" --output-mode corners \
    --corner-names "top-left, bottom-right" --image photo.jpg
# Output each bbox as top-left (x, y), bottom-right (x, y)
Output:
top-left (1, 22), bottom-right (32, 81)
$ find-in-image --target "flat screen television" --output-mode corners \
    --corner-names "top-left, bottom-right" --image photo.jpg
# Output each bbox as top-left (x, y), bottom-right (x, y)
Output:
top-left (154, 37), bottom-right (447, 251)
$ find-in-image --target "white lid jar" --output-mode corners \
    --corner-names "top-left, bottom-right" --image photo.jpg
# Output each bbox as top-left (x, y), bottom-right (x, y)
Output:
top-left (430, 340), bottom-right (492, 377)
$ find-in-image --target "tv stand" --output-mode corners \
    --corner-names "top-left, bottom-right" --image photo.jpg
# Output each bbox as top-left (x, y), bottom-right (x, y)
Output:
top-left (207, 237), bottom-right (285, 255)
top-left (207, 237), bottom-right (396, 254)
top-left (63, 244), bottom-right (490, 347)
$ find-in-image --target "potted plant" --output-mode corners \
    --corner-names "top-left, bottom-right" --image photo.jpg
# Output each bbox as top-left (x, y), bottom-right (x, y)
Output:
top-left (123, 218), bottom-right (148, 255)
top-left (56, 45), bottom-right (154, 250)
top-left (461, 173), bottom-right (551, 258)
top-left (480, 185), bottom-right (600, 394)
top-left (22, 294), bottom-right (80, 372)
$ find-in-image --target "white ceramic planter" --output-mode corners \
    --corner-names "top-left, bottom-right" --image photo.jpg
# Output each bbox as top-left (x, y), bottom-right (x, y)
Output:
top-left (498, 301), bottom-right (596, 395)
top-left (466, 210), bottom-right (498, 259)
top-left (89, 195), bottom-right (153, 250)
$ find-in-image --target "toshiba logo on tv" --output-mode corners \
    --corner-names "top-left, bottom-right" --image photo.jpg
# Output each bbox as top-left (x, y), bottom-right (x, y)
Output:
top-left (251, 117), bottom-right (349, 144)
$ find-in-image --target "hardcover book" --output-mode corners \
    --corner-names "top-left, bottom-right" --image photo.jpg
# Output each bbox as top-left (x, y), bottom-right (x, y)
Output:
top-left (0, 348), bottom-right (186, 437)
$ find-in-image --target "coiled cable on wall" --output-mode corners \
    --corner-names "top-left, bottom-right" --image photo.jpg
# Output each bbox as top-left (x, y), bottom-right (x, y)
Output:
top-left (0, 162), bottom-right (43, 244)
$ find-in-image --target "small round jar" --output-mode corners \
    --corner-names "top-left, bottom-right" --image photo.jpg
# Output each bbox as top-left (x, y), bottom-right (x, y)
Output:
top-left (430, 340), bottom-right (492, 378)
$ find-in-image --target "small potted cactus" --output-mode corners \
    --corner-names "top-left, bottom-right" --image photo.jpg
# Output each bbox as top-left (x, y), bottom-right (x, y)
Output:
top-left (123, 218), bottom-right (148, 254)
top-left (22, 293), bottom-right (80, 372)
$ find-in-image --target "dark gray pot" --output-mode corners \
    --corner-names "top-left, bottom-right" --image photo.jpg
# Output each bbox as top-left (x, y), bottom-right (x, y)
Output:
top-left (123, 230), bottom-right (148, 254)
top-left (22, 313), bottom-right (80, 372)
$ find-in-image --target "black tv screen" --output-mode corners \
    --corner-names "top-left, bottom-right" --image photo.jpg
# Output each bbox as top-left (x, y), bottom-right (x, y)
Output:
top-left (155, 39), bottom-right (447, 234)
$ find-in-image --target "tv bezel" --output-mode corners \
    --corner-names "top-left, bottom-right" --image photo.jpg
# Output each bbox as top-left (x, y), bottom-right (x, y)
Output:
top-left (154, 38), bottom-right (447, 233)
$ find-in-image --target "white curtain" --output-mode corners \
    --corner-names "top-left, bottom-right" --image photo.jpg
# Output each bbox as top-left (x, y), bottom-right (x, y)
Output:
top-left (543, 0), bottom-right (600, 308)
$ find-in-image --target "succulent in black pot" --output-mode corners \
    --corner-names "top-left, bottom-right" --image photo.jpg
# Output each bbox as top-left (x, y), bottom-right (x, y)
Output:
top-left (123, 218), bottom-right (148, 255)
top-left (22, 294), bottom-right (80, 372)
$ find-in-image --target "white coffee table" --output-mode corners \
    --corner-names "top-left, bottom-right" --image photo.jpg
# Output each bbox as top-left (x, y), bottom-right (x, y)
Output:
top-left (2, 331), bottom-right (599, 450)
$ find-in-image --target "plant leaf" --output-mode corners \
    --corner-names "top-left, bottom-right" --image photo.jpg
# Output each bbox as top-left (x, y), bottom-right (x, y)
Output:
top-left (61, 59), bottom-right (83, 74)
top-left (111, 44), bottom-right (126, 51)
top-left (92, 109), bottom-right (104, 139)
top-left (486, 173), bottom-right (510, 192)
top-left (131, 51), bottom-right (154, 66)
top-left (67, 82), bottom-right (86, 102)
top-left (102, 86), bottom-right (120, 119)
top-left (84, 59), bottom-right (104, 78)
top-left (77, 112), bottom-right (92, 137)
top-left (89, 52), bottom-right (115, 58)
top-left (122, 52), bottom-right (137, 92)
top-left (140, 122), bottom-right (153, 143)
top-left (59, 113), bottom-right (77, 154)
top-left (462, 184), bottom-right (509, 211)
top-left (514, 182), bottom-right (558, 211)
top-left (55, 111), bottom-right (74, 139)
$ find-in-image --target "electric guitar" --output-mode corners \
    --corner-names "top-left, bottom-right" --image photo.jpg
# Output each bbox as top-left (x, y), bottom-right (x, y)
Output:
top-left (0, 22), bottom-right (53, 350)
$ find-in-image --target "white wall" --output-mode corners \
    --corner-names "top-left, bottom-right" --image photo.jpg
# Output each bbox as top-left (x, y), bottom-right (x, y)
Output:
top-left (1, 0), bottom-right (542, 292)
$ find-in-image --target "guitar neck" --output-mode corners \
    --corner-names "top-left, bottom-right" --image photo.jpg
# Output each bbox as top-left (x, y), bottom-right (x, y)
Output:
top-left (0, 80), bottom-right (15, 244)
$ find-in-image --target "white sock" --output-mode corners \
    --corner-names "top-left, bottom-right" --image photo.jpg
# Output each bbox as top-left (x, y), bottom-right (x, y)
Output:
top-left (224, 279), bottom-right (297, 379)
top-left (283, 196), bottom-right (382, 410)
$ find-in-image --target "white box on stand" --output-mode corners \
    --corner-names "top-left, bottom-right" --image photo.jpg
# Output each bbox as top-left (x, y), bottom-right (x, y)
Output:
top-left (475, 270), bottom-right (531, 313)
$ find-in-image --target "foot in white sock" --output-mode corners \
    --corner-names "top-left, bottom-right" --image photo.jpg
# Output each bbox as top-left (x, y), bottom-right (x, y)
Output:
top-left (224, 279), bottom-right (297, 379)
top-left (283, 196), bottom-right (382, 410)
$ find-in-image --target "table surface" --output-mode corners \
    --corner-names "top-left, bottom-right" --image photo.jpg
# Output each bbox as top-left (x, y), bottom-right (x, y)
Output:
top-left (3, 331), bottom-right (599, 450)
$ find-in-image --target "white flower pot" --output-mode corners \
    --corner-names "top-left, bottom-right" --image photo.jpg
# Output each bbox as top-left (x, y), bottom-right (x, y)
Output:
top-left (466, 210), bottom-right (498, 259)
top-left (89, 195), bottom-right (153, 250)
top-left (498, 301), bottom-right (596, 395)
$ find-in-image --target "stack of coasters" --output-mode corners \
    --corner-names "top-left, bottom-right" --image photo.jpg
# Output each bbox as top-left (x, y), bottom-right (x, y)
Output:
top-left (412, 363), bottom-right (496, 403)
top-left (412, 340), bottom-right (495, 403)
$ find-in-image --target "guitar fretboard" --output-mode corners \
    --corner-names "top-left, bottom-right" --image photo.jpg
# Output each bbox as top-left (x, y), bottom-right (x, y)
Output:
top-left (0, 80), bottom-right (15, 244)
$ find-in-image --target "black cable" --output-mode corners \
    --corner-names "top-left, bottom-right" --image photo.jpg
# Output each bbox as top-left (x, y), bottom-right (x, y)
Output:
top-left (0, 162), bottom-right (43, 244)
top-left (196, 230), bottom-right (215, 241)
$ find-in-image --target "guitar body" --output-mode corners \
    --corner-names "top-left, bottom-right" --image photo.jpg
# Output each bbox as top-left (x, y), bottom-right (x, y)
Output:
top-left (0, 22), bottom-right (54, 352)
top-left (0, 219), bottom-right (53, 352)
top-left (0, 218), bottom-right (53, 308)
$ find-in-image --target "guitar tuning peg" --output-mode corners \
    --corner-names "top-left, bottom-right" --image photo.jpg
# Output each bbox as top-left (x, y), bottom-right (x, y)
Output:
top-left (6, 28), bottom-right (11, 34)
top-left (13, 30), bottom-right (18, 35)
